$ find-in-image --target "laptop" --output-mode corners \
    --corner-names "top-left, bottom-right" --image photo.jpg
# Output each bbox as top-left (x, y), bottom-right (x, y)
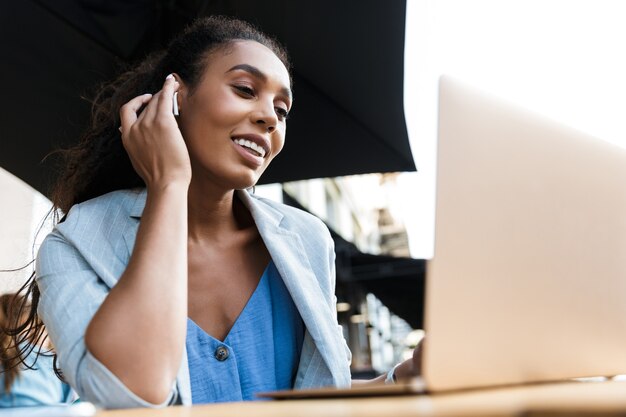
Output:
top-left (259, 75), bottom-right (626, 399)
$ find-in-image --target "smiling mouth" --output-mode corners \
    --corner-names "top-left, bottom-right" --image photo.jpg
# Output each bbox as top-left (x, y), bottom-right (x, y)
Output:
top-left (233, 138), bottom-right (266, 158)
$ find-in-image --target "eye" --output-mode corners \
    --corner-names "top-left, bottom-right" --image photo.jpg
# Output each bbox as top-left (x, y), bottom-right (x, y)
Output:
top-left (275, 107), bottom-right (289, 121)
top-left (234, 85), bottom-right (255, 97)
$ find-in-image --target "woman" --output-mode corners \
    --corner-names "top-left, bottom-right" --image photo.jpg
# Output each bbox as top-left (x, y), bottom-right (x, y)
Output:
top-left (25, 16), bottom-right (419, 409)
top-left (0, 293), bottom-right (74, 407)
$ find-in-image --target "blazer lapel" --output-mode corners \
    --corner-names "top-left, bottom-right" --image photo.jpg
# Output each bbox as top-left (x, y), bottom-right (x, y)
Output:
top-left (238, 190), bottom-right (345, 385)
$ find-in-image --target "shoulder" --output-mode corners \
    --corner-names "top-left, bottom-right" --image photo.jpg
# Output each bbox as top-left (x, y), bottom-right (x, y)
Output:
top-left (246, 193), bottom-right (336, 268)
top-left (58, 188), bottom-right (144, 232)
top-left (248, 193), bottom-right (330, 238)
top-left (49, 188), bottom-right (144, 242)
top-left (37, 188), bottom-right (143, 273)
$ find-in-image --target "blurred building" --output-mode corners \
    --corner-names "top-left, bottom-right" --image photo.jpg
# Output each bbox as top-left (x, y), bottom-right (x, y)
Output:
top-left (0, 168), bottom-right (52, 295)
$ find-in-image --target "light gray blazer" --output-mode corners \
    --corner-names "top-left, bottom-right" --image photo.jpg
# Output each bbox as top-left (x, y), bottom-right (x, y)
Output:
top-left (36, 188), bottom-right (352, 409)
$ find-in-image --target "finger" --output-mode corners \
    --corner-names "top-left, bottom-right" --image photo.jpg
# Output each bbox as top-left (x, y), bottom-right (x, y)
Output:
top-left (138, 73), bottom-right (178, 124)
top-left (157, 74), bottom-right (180, 117)
top-left (119, 94), bottom-right (153, 137)
top-left (412, 336), bottom-right (425, 375)
top-left (136, 90), bottom-right (162, 125)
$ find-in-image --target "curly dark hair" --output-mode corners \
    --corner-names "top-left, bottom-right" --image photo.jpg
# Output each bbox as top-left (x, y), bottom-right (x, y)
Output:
top-left (53, 15), bottom-right (290, 213)
top-left (3, 15), bottom-right (290, 382)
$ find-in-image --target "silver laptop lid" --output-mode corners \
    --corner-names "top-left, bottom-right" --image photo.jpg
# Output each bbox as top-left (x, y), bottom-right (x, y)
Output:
top-left (423, 76), bottom-right (626, 391)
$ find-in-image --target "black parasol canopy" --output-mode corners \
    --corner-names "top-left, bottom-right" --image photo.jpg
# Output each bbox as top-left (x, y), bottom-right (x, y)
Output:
top-left (0, 0), bottom-right (415, 195)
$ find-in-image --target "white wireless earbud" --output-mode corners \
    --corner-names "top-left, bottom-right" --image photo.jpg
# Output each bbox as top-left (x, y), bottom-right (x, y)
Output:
top-left (173, 91), bottom-right (179, 116)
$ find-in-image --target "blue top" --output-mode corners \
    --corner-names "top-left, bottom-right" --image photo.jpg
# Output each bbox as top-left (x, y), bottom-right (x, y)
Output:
top-left (186, 260), bottom-right (304, 404)
top-left (0, 351), bottom-right (75, 408)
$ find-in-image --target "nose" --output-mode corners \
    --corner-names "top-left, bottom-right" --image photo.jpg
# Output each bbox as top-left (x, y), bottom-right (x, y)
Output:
top-left (256, 118), bottom-right (275, 133)
top-left (252, 100), bottom-right (278, 133)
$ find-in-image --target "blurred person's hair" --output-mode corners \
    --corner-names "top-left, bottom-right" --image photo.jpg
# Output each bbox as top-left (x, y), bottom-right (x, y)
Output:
top-left (0, 293), bottom-right (44, 393)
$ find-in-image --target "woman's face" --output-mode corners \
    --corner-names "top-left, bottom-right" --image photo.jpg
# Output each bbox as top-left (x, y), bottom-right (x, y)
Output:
top-left (178, 40), bottom-right (292, 190)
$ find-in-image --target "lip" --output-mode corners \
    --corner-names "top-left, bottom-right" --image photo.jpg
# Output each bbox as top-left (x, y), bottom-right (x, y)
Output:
top-left (231, 133), bottom-right (270, 167)
top-left (230, 133), bottom-right (271, 157)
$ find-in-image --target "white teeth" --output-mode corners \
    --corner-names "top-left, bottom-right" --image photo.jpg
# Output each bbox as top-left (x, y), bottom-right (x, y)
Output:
top-left (234, 138), bottom-right (266, 158)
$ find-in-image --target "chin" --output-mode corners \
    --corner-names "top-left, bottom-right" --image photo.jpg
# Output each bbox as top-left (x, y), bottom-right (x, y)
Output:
top-left (194, 158), bottom-right (267, 190)
top-left (233, 178), bottom-right (258, 191)
top-left (225, 169), bottom-right (264, 191)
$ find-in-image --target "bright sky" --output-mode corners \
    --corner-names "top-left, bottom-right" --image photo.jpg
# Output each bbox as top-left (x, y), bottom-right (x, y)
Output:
top-left (402, 0), bottom-right (626, 259)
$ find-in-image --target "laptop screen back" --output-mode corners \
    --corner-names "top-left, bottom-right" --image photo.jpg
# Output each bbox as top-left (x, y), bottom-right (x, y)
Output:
top-left (423, 76), bottom-right (626, 391)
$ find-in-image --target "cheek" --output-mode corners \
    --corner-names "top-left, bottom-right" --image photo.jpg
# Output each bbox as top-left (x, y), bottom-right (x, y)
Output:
top-left (195, 101), bottom-right (237, 129)
top-left (269, 131), bottom-right (286, 160)
top-left (186, 89), bottom-right (240, 131)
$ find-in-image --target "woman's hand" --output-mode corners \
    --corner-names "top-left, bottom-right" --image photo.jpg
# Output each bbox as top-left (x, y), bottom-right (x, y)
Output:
top-left (119, 74), bottom-right (192, 190)
top-left (393, 336), bottom-right (424, 380)
top-left (352, 336), bottom-right (424, 386)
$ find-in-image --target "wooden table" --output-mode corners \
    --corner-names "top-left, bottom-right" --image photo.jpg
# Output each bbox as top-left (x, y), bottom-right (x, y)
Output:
top-left (96, 380), bottom-right (626, 417)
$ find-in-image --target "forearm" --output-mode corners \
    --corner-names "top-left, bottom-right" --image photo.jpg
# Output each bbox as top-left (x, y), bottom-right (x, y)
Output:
top-left (351, 359), bottom-right (416, 386)
top-left (85, 183), bottom-right (188, 404)
top-left (351, 374), bottom-right (387, 386)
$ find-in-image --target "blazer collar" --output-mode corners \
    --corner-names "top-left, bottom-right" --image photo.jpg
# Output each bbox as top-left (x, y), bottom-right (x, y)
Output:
top-left (128, 188), bottom-right (283, 225)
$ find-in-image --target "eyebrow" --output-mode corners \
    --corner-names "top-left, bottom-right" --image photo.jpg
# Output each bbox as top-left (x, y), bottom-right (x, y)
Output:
top-left (226, 64), bottom-right (292, 102)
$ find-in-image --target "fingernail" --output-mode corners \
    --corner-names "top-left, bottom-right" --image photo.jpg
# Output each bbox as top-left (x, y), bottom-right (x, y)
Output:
top-left (166, 74), bottom-right (174, 80)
